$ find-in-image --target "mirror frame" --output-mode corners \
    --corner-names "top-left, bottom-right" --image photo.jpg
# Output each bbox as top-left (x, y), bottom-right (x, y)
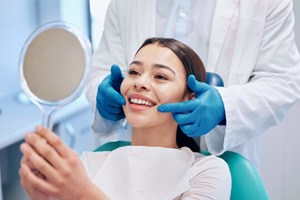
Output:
top-left (19, 21), bottom-right (92, 108)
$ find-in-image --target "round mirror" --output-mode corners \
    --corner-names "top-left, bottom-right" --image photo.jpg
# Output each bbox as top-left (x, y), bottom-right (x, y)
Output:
top-left (19, 22), bottom-right (92, 129)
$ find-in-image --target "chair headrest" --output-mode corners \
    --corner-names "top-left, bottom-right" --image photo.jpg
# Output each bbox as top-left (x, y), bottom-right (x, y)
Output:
top-left (206, 72), bottom-right (224, 87)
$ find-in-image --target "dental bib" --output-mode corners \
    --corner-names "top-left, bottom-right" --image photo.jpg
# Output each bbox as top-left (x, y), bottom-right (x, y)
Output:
top-left (81, 146), bottom-right (195, 200)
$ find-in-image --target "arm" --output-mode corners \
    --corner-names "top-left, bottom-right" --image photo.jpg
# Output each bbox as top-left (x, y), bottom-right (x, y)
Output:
top-left (85, 0), bottom-right (128, 135)
top-left (159, 0), bottom-right (300, 157)
top-left (86, 0), bottom-right (156, 136)
top-left (206, 0), bottom-right (300, 154)
top-left (19, 126), bottom-right (109, 200)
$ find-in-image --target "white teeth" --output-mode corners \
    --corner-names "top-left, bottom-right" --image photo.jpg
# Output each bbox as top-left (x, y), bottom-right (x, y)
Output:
top-left (130, 98), bottom-right (153, 106)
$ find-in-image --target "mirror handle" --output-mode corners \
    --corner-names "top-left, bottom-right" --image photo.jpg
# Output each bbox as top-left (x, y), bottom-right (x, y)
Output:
top-left (40, 105), bottom-right (57, 130)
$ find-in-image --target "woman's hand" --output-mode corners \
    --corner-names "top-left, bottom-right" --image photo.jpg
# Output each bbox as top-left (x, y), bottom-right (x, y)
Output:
top-left (19, 126), bottom-right (108, 200)
top-left (19, 156), bottom-right (50, 200)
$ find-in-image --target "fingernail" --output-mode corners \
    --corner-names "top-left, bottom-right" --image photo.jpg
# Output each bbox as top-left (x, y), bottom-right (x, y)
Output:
top-left (36, 125), bottom-right (43, 131)
top-left (20, 143), bottom-right (27, 152)
top-left (25, 133), bottom-right (32, 140)
top-left (24, 132), bottom-right (30, 139)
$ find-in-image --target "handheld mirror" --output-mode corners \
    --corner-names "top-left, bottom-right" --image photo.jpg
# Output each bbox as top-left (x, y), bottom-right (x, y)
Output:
top-left (19, 22), bottom-right (92, 130)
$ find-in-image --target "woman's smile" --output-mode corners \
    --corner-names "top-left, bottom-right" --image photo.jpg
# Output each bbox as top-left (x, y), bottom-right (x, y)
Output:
top-left (127, 93), bottom-right (157, 111)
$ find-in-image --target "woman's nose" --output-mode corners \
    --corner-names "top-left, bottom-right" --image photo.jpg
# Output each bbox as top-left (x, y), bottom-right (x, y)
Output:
top-left (134, 75), bottom-right (150, 91)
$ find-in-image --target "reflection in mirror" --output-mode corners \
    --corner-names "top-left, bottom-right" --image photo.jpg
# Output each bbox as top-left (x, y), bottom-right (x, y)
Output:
top-left (20, 22), bottom-right (92, 129)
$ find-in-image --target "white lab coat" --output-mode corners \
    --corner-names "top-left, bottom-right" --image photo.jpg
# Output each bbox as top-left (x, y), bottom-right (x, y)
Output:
top-left (86, 0), bottom-right (300, 167)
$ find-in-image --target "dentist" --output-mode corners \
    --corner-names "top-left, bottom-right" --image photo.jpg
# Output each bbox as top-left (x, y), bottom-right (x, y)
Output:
top-left (86, 0), bottom-right (300, 167)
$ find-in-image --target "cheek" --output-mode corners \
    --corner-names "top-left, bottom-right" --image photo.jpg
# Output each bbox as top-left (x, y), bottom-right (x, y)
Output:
top-left (157, 84), bottom-right (186, 104)
top-left (120, 79), bottom-right (129, 97)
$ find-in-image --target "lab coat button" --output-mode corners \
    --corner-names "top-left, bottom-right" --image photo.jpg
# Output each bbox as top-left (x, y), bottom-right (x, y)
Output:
top-left (179, 11), bottom-right (186, 18)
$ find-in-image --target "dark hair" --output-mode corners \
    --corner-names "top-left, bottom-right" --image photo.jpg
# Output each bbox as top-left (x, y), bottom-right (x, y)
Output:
top-left (137, 37), bottom-right (206, 152)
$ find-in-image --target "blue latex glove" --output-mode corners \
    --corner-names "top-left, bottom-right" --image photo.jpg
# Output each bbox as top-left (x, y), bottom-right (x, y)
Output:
top-left (96, 65), bottom-right (126, 121)
top-left (158, 75), bottom-right (225, 137)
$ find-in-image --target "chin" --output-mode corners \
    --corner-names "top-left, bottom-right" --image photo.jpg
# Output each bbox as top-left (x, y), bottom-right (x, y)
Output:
top-left (126, 114), bottom-right (152, 128)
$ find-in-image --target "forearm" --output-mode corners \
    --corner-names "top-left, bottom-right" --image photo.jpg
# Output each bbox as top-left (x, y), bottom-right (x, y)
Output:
top-left (85, 0), bottom-right (129, 136)
top-left (206, 0), bottom-right (300, 154)
top-left (85, 0), bottom-right (128, 112)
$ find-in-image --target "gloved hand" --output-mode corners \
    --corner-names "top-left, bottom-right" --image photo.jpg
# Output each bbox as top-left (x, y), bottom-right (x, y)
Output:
top-left (96, 64), bottom-right (126, 121)
top-left (158, 75), bottom-right (225, 137)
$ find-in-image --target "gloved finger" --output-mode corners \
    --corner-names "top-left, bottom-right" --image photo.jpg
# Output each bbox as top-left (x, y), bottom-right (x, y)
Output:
top-left (110, 64), bottom-right (124, 82)
top-left (172, 112), bottom-right (195, 125)
top-left (158, 100), bottom-right (199, 113)
top-left (181, 118), bottom-right (212, 137)
top-left (97, 93), bottom-right (124, 114)
top-left (180, 123), bottom-right (202, 137)
top-left (97, 103), bottom-right (123, 114)
top-left (99, 107), bottom-right (125, 121)
top-left (188, 75), bottom-right (210, 96)
top-left (99, 83), bottom-right (126, 105)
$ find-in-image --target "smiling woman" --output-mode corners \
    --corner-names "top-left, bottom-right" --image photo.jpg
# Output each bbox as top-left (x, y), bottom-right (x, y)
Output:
top-left (122, 38), bottom-right (206, 151)
top-left (19, 37), bottom-right (231, 200)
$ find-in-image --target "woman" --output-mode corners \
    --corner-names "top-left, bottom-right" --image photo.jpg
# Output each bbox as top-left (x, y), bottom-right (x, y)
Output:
top-left (19, 38), bottom-right (231, 200)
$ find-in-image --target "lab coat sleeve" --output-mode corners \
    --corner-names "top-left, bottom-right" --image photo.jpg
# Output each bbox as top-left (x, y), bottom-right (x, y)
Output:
top-left (85, 0), bottom-right (129, 135)
top-left (86, 0), bottom-right (156, 136)
top-left (205, 0), bottom-right (300, 155)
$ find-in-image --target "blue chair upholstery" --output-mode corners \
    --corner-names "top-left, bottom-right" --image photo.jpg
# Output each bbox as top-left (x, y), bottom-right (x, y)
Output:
top-left (206, 72), bottom-right (224, 87)
top-left (219, 151), bottom-right (269, 200)
top-left (94, 140), bottom-right (131, 152)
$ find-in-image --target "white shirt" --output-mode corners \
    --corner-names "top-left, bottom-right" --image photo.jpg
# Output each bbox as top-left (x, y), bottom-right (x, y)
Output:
top-left (81, 146), bottom-right (231, 200)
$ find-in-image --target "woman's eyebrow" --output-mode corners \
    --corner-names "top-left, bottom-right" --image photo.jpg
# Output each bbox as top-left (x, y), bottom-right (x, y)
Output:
top-left (153, 64), bottom-right (176, 75)
top-left (130, 60), bottom-right (176, 75)
top-left (130, 60), bottom-right (142, 66)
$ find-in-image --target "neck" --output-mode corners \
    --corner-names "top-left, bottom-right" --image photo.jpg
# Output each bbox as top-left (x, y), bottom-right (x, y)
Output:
top-left (131, 123), bottom-right (178, 149)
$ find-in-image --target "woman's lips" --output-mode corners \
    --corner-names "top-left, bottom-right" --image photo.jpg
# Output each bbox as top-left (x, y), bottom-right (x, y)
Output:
top-left (127, 94), bottom-right (157, 110)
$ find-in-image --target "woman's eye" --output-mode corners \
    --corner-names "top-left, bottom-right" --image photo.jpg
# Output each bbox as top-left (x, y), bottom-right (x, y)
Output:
top-left (128, 69), bottom-right (139, 76)
top-left (155, 74), bottom-right (168, 80)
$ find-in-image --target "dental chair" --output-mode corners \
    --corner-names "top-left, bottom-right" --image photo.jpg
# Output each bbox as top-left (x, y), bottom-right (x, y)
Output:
top-left (93, 73), bottom-right (270, 200)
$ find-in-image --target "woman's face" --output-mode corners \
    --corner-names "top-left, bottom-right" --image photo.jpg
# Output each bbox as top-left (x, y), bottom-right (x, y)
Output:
top-left (121, 43), bottom-right (190, 129)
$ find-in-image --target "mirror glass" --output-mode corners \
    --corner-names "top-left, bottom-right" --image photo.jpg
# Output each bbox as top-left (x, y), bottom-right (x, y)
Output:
top-left (19, 22), bottom-right (92, 129)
